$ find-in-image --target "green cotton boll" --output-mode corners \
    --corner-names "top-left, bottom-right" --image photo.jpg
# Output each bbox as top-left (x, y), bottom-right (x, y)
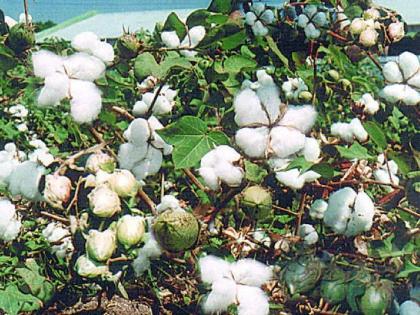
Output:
top-left (116, 33), bottom-right (141, 59)
top-left (153, 209), bottom-right (200, 252)
top-left (283, 255), bottom-right (323, 295)
top-left (360, 280), bottom-right (393, 315)
top-left (320, 268), bottom-right (347, 304)
top-left (116, 214), bottom-right (145, 247)
top-left (241, 186), bottom-right (273, 220)
top-left (85, 229), bottom-right (117, 262)
top-left (6, 23), bottom-right (35, 53)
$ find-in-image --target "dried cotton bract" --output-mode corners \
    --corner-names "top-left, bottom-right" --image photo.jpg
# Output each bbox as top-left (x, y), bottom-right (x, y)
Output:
top-left (380, 52), bottom-right (420, 106)
top-left (161, 26), bottom-right (206, 57)
top-left (0, 199), bottom-right (22, 241)
top-left (245, 3), bottom-right (275, 37)
top-left (198, 145), bottom-right (244, 190)
top-left (199, 255), bottom-right (272, 315)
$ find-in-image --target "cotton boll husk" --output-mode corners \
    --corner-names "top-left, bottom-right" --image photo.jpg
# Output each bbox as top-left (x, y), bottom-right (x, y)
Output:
top-left (345, 191), bottom-right (375, 236)
top-left (161, 31), bottom-right (180, 49)
top-left (279, 105), bottom-right (317, 134)
top-left (125, 118), bottom-right (150, 146)
top-left (72, 32), bottom-right (100, 53)
top-left (198, 167), bottom-right (219, 190)
top-left (407, 72), bottom-right (420, 90)
top-left (32, 50), bottom-right (64, 78)
top-left (202, 278), bottom-right (237, 314)
top-left (252, 20), bottom-right (269, 37)
top-left (382, 61), bottom-right (403, 83)
top-left (215, 161), bottom-right (243, 187)
top-left (380, 84), bottom-right (405, 103)
top-left (118, 143), bottom-right (148, 170)
top-left (331, 122), bottom-right (355, 142)
top-left (310, 199), bottom-right (328, 219)
top-left (8, 161), bottom-right (45, 201)
top-left (69, 81), bottom-right (102, 124)
top-left (133, 100), bottom-right (150, 116)
top-left (91, 41), bottom-right (114, 64)
top-left (324, 187), bottom-right (357, 234)
top-left (402, 85), bottom-right (420, 106)
top-left (270, 126), bottom-right (306, 158)
top-left (255, 70), bottom-right (281, 122)
top-left (234, 88), bottom-right (269, 126)
top-left (350, 118), bottom-right (368, 142)
top-left (235, 127), bottom-right (269, 158)
top-left (64, 53), bottom-right (105, 81)
top-left (275, 169), bottom-right (305, 189)
top-left (302, 137), bottom-right (320, 162)
top-left (236, 285), bottom-right (270, 315)
top-left (398, 52), bottom-right (420, 80)
top-left (199, 255), bottom-right (231, 284)
top-left (230, 259), bottom-right (272, 286)
top-left (37, 73), bottom-right (70, 107)
top-left (245, 12), bottom-right (257, 26)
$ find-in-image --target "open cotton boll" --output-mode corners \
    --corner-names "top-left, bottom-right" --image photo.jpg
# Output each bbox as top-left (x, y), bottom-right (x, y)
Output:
top-left (382, 61), bottom-right (403, 83)
top-left (118, 143), bottom-right (148, 170)
top-left (181, 26), bottom-right (206, 49)
top-left (230, 259), bottom-right (273, 287)
top-left (133, 100), bottom-right (150, 116)
top-left (252, 20), bottom-right (269, 37)
top-left (350, 118), bottom-right (368, 142)
top-left (64, 53), bottom-right (105, 81)
top-left (37, 73), bottom-right (70, 107)
top-left (275, 169), bottom-right (305, 190)
top-left (310, 199), bottom-right (328, 219)
top-left (235, 127), bottom-right (269, 158)
top-left (203, 278), bottom-right (237, 314)
top-left (156, 195), bottom-right (183, 213)
top-left (71, 32), bottom-right (100, 53)
top-left (402, 85), bottom-right (420, 106)
top-left (214, 161), bottom-right (244, 188)
top-left (255, 70), bottom-right (281, 123)
top-left (302, 137), bottom-right (320, 162)
top-left (153, 95), bottom-right (173, 115)
top-left (125, 118), bottom-right (151, 146)
top-left (345, 191), bottom-right (375, 236)
top-left (373, 169), bottom-right (399, 190)
top-left (8, 161), bottom-right (45, 201)
top-left (42, 222), bottom-right (74, 259)
top-left (198, 167), bottom-right (219, 190)
top-left (161, 31), bottom-right (180, 49)
top-left (69, 80), bottom-right (102, 124)
top-left (331, 122), bottom-right (354, 142)
top-left (398, 52), bottom-right (420, 80)
top-left (199, 255), bottom-right (232, 284)
top-left (0, 199), bottom-right (21, 241)
top-left (299, 224), bottom-right (319, 245)
top-left (91, 41), bottom-right (114, 64)
top-left (399, 300), bottom-right (420, 315)
top-left (360, 93), bottom-right (380, 115)
top-left (236, 285), bottom-right (270, 315)
top-left (32, 50), bottom-right (64, 78)
top-left (305, 23), bottom-right (321, 39)
top-left (380, 84), bottom-right (406, 103)
top-left (131, 146), bottom-right (163, 181)
top-left (234, 88), bottom-right (269, 127)
top-left (278, 105), bottom-right (317, 134)
top-left (270, 126), bottom-right (306, 158)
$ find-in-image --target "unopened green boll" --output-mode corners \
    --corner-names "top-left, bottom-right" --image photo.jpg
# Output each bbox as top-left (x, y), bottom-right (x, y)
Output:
top-left (360, 280), bottom-right (393, 315)
top-left (242, 186), bottom-right (273, 220)
top-left (116, 214), bottom-right (145, 247)
top-left (327, 70), bottom-right (340, 82)
top-left (320, 268), bottom-right (347, 304)
top-left (153, 210), bottom-right (200, 252)
top-left (75, 255), bottom-right (109, 278)
top-left (85, 152), bottom-right (115, 174)
top-left (7, 24), bottom-right (35, 53)
top-left (283, 255), bottom-right (323, 294)
top-left (116, 33), bottom-right (140, 59)
top-left (85, 229), bottom-right (116, 262)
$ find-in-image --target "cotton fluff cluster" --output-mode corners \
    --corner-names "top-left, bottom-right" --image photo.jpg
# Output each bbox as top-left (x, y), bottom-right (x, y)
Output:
top-left (349, 16), bottom-right (380, 47)
top-left (297, 5), bottom-right (329, 39)
top-left (331, 118), bottom-right (368, 143)
top-left (5, 104), bottom-right (29, 133)
top-left (198, 145), bottom-right (244, 190)
top-left (42, 222), bottom-right (74, 259)
top-left (0, 143), bottom-right (25, 187)
top-left (118, 117), bottom-right (172, 182)
top-left (380, 52), bottom-right (420, 106)
top-left (282, 77), bottom-right (309, 101)
top-left (32, 32), bottom-right (114, 123)
top-left (133, 85), bottom-right (177, 116)
top-left (245, 3), bottom-right (275, 37)
top-left (299, 224), bottom-right (319, 246)
top-left (28, 138), bottom-right (54, 167)
top-left (324, 187), bottom-right (375, 237)
top-left (373, 154), bottom-right (399, 192)
top-left (132, 231), bottom-right (162, 276)
top-left (309, 199), bottom-right (328, 219)
top-left (156, 194), bottom-right (184, 213)
top-left (358, 93), bottom-right (380, 115)
top-left (161, 26), bottom-right (206, 57)
top-left (199, 255), bottom-right (273, 315)
top-left (0, 198), bottom-right (22, 241)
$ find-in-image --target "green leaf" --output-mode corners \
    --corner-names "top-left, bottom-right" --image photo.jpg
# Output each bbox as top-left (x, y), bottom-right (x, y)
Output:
top-left (244, 160), bottom-right (268, 184)
top-left (310, 163), bottom-right (335, 179)
top-left (224, 55), bottom-right (257, 73)
top-left (266, 36), bottom-right (289, 68)
top-left (134, 53), bottom-right (192, 80)
top-left (0, 44), bottom-right (17, 71)
top-left (336, 142), bottom-right (373, 160)
top-left (285, 156), bottom-right (313, 172)
top-left (0, 285), bottom-right (42, 315)
top-left (387, 151), bottom-right (412, 176)
top-left (344, 4), bottom-right (363, 19)
top-left (397, 259), bottom-right (420, 278)
top-left (208, 0), bottom-right (233, 14)
top-left (220, 30), bottom-right (247, 50)
top-left (158, 116), bottom-right (230, 169)
top-left (163, 12), bottom-right (187, 39)
top-left (363, 121), bottom-right (387, 151)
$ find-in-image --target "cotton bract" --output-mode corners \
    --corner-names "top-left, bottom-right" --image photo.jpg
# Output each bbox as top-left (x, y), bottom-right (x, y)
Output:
top-left (297, 5), bottom-right (329, 40)
top-left (380, 52), bottom-right (420, 106)
top-left (0, 199), bottom-right (22, 241)
top-left (199, 255), bottom-right (272, 315)
top-left (198, 145), bottom-right (244, 190)
top-left (323, 187), bottom-right (375, 237)
top-left (245, 3), bottom-right (275, 37)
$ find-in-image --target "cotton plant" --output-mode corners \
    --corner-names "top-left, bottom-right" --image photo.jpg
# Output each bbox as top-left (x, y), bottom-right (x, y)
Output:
top-left (118, 116), bottom-right (172, 182)
top-left (373, 154), bottom-right (399, 192)
top-left (380, 51), bottom-right (420, 106)
top-left (161, 26), bottom-right (206, 57)
top-left (245, 2), bottom-right (275, 37)
top-left (297, 5), bottom-right (329, 40)
top-left (199, 255), bottom-right (273, 315)
top-left (198, 145), bottom-right (244, 190)
top-left (0, 198), bottom-right (22, 241)
top-left (133, 85), bottom-right (177, 116)
top-left (323, 187), bottom-right (375, 237)
top-left (281, 77), bottom-right (310, 102)
top-left (32, 31), bottom-right (114, 123)
top-left (42, 222), bottom-right (74, 259)
top-left (331, 117), bottom-right (368, 143)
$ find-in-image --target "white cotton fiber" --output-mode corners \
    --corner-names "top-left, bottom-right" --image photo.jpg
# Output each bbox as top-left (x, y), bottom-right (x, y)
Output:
top-left (203, 278), bottom-right (237, 314)
top-left (71, 32), bottom-right (100, 53)
top-left (299, 224), bottom-right (319, 245)
top-left (198, 167), bottom-right (219, 190)
top-left (69, 80), bottom-right (102, 123)
top-left (64, 53), bottom-right (105, 81)
top-left (230, 259), bottom-right (273, 287)
top-left (234, 88), bottom-right (269, 127)
top-left (398, 52), bottom-right (420, 79)
top-left (181, 26), bottom-right (206, 48)
top-left (255, 70), bottom-right (281, 123)
top-left (0, 199), bottom-right (21, 241)
top-left (91, 41), bottom-right (115, 64)
top-left (331, 118), bottom-right (368, 142)
top-left (302, 137), bottom-right (320, 162)
top-left (133, 100), bottom-right (150, 116)
top-left (214, 161), bottom-right (244, 187)
top-left (7, 161), bottom-right (45, 201)
top-left (131, 146), bottom-right (163, 181)
top-left (323, 187), bottom-right (357, 234)
top-left (236, 285), bottom-right (270, 315)
top-left (235, 127), bottom-right (269, 158)
top-left (148, 116), bottom-right (173, 155)
top-left (132, 251), bottom-right (151, 276)
top-left (125, 118), bottom-right (151, 145)
top-left (382, 61), bottom-right (403, 83)
top-left (161, 31), bottom-right (180, 49)
top-left (278, 105), bottom-right (317, 134)
top-left (199, 255), bottom-right (231, 284)
top-left (309, 199), bottom-right (328, 220)
top-left (345, 191), bottom-right (375, 236)
top-left (403, 85), bottom-right (420, 105)
top-left (407, 72), bottom-right (420, 90)
top-left (32, 50), bottom-right (64, 78)
top-left (380, 84), bottom-right (405, 103)
top-left (118, 143), bottom-right (148, 170)
top-left (275, 168), bottom-right (320, 190)
top-left (270, 126), bottom-right (306, 158)
top-left (214, 145), bottom-right (241, 163)
top-left (37, 73), bottom-right (70, 107)
top-left (156, 195), bottom-right (182, 213)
